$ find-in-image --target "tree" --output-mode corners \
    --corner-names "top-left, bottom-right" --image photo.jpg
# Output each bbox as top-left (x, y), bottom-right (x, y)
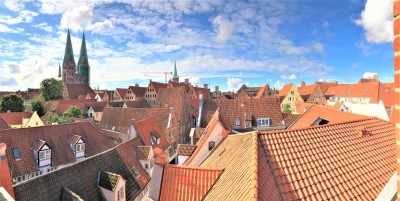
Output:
top-left (0, 94), bottom-right (24, 112)
top-left (63, 106), bottom-right (82, 120)
top-left (40, 78), bottom-right (63, 101)
top-left (47, 113), bottom-right (59, 124)
top-left (31, 95), bottom-right (45, 117)
top-left (283, 103), bottom-right (292, 114)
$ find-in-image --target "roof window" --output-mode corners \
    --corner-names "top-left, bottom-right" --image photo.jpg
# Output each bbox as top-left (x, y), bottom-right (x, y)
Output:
top-left (12, 148), bottom-right (20, 160)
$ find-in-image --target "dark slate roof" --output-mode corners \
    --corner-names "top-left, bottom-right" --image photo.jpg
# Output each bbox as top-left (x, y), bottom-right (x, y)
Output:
top-left (60, 187), bottom-right (84, 201)
top-left (98, 171), bottom-right (120, 191)
top-left (0, 122), bottom-right (114, 177)
top-left (13, 148), bottom-right (142, 201)
top-left (65, 84), bottom-right (95, 99)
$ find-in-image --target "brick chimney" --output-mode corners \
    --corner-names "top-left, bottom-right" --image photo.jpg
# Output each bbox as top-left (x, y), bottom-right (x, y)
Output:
top-left (135, 83), bottom-right (139, 87)
top-left (393, 0), bottom-right (400, 195)
top-left (215, 86), bottom-right (219, 92)
top-left (0, 143), bottom-right (15, 199)
top-left (203, 84), bottom-right (208, 89)
top-left (184, 79), bottom-right (189, 84)
top-left (301, 81), bottom-right (305, 87)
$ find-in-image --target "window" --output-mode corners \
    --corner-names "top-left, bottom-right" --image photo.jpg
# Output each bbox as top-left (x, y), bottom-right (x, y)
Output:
top-left (117, 187), bottom-right (125, 201)
top-left (131, 166), bottom-right (140, 177)
top-left (209, 141), bottom-right (215, 151)
top-left (145, 164), bottom-right (149, 169)
top-left (257, 118), bottom-right (270, 127)
top-left (13, 148), bottom-right (21, 160)
top-left (76, 143), bottom-right (85, 152)
top-left (39, 150), bottom-right (51, 160)
top-left (290, 90), bottom-right (294, 95)
top-left (235, 119), bottom-right (240, 126)
top-left (288, 97), bottom-right (292, 102)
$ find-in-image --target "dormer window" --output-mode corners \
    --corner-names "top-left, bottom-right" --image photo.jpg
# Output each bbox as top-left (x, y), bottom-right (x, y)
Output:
top-left (235, 119), bottom-right (241, 126)
top-left (39, 150), bottom-right (51, 160)
top-left (68, 135), bottom-right (85, 160)
top-left (150, 131), bottom-right (160, 145)
top-left (33, 139), bottom-right (52, 167)
top-left (257, 118), bottom-right (270, 127)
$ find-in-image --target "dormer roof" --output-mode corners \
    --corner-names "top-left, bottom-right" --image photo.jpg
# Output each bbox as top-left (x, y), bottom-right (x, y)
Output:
top-left (68, 134), bottom-right (83, 145)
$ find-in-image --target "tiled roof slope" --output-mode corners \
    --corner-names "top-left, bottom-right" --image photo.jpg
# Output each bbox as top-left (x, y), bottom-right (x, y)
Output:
top-left (65, 84), bottom-right (95, 99)
top-left (201, 98), bottom-right (283, 129)
top-left (258, 117), bottom-right (395, 200)
top-left (55, 99), bottom-right (94, 115)
top-left (134, 117), bottom-right (169, 151)
top-left (279, 83), bottom-right (294, 97)
top-left (199, 133), bottom-right (259, 200)
top-left (115, 138), bottom-right (150, 188)
top-left (289, 105), bottom-right (367, 129)
top-left (128, 85), bottom-right (147, 97)
top-left (299, 84), bottom-right (316, 96)
top-left (282, 113), bottom-right (301, 128)
top-left (98, 171), bottom-right (120, 191)
top-left (151, 81), bottom-right (168, 93)
top-left (159, 165), bottom-right (223, 201)
top-left (0, 118), bottom-right (10, 130)
top-left (0, 112), bottom-right (32, 125)
top-left (124, 100), bottom-right (150, 108)
top-left (134, 146), bottom-right (151, 160)
top-left (0, 122), bottom-right (114, 177)
top-left (60, 187), bottom-right (84, 201)
top-left (177, 144), bottom-right (197, 156)
top-left (116, 88), bottom-right (128, 98)
top-left (100, 107), bottom-right (170, 133)
top-left (13, 149), bottom-right (142, 201)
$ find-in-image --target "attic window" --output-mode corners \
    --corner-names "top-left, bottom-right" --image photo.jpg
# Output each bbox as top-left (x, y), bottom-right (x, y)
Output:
top-left (257, 118), bottom-right (270, 127)
top-left (208, 141), bottom-right (215, 151)
top-left (235, 119), bottom-right (241, 126)
top-left (311, 117), bottom-right (329, 126)
top-left (12, 148), bottom-right (20, 160)
top-left (150, 131), bottom-right (160, 145)
top-left (131, 166), bottom-right (140, 177)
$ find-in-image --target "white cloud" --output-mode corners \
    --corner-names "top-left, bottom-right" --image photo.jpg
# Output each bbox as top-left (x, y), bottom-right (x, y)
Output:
top-left (355, 0), bottom-right (393, 43)
top-left (318, 78), bottom-right (337, 83)
top-left (0, 24), bottom-right (24, 33)
top-left (281, 74), bottom-right (297, 80)
top-left (313, 42), bottom-right (325, 54)
top-left (60, 6), bottom-right (94, 31)
top-left (0, 10), bottom-right (38, 24)
top-left (362, 72), bottom-right (378, 79)
top-left (32, 22), bottom-right (53, 32)
top-left (273, 80), bottom-right (284, 90)
top-left (226, 77), bottom-right (248, 91)
top-left (212, 15), bottom-right (234, 43)
top-left (3, 0), bottom-right (30, 12)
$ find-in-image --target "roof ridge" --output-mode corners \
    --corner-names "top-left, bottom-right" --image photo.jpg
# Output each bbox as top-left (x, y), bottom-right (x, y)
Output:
top-left (164, 164), bottom-right (223, 171)
top-left (250, 132), bottom-right (258, 200)
top-left (262, 116), bottom-right (380, 134)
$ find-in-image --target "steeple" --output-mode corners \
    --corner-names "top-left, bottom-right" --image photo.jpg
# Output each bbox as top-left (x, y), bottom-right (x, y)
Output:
top-left (77, 32), bottom-right (90, 85)
top-left (63, 29), bottom-right (75, 67)
top-left (172, 61), bottom-right (179, 83)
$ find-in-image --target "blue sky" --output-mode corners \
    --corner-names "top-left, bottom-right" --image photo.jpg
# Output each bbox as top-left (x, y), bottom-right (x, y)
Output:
top-left (0, 0), bottom-right (394, 92)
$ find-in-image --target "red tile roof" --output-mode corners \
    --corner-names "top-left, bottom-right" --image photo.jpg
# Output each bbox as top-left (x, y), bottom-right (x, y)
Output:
top-left (159, 165), bottom-right (223, 201)
top-left (134, 146), bottom-right (152, 160)
top-left (177, 144), bottom-right (197, 156)
top-left (294, 101), bottom-right (342, 114)
top-left (193, 87), bottom-right (210, 99)
top-left (201, 98), bottom-right (284, 129)
top-left (0, 143), bottom-right (14, 199)
top-left (0, 122), bottom-right (114, 177)
top-left (258, 117), bottom-right (395, 200)
top-left (288, 105), bottom-right (367, 129)
top-left (134, 117), bottom-right (170, 151)
top-left (299, 84), bottom-right (316, 96)
top-left (85, 101), bottom-right (107, 112)
top-left (116, 88), bottom-right (128, 98)
top-left (65, 84), bottom-right (94, 99)
top-left (0, 118), bottom-right (10, 130)
top-left (151, 81), bottom-right (168, 93)
top-left (100, 107), bottom-right (170, 134)
top-left (255, 84), bottom-right (271, 99)
top-left (124, 100), bottom-right (150, 108)
top-left (279, 83), bottom-right (295, 97)
top-left (0, 112), bottom-right (33, 125)
top-left (128, 86), bottom-right (147, 97)
top-left (54, 99), bottom-right (94, 115)
top-left (282, 113), bottom-right (301, 128)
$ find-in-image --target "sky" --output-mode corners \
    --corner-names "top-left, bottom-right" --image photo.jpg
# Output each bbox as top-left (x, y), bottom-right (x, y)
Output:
top-left (0, 0), bottom-right (395, 92)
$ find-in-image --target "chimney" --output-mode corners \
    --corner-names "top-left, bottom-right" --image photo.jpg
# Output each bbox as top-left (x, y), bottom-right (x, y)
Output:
top-left (184, 79), bottom-right (189, 84)
top-left (203, 84), bottom-right (208, 89)
top-left (135, 83), bottom-right (139, 87)
top-left (393, 0), bottom-right (400, 193)
top-left (373, 74), bottom-right (378, 80)
top-left (215, 86), bottom-right (219, 92)
top-left (301, 81), bottom-right (305, 87)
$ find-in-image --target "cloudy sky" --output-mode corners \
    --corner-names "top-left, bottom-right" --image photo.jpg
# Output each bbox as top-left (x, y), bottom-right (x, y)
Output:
top-left (0, 0), bottom-right (394, 91)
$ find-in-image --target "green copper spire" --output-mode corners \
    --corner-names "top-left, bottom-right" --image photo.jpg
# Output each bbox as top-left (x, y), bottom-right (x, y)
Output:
top-left (77, 32), bottom-right (90, 85)
top-left (63, 29), bottom-right (75, 66)
top-left (173, 60), bottom-right (178, 78)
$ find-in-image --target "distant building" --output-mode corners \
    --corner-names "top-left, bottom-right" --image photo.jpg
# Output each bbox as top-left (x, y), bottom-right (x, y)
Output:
top-left (0, 111), bottom-right (43, 128)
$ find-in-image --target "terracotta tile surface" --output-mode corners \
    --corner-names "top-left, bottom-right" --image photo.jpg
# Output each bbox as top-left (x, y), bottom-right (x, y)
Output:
top-left (0, 112), bottom-right (33, 126)
top-left (100, 107), bottom-right (170, 134)
top-left (151, 81), bottom-right (168, 93)
top-left (116, 88), bottom-right (128, 99)
top-left (65, 84), bottom-right (94, 99)
top-left (0, 118), bottom-right (10, 130)
top-left (85, 101), bottom-right (107, 112)
top-left (134, 146), bottom-right (152, 160)
top-left (255, 84), bottom-right (271, 99)
top-left (288, 105), bottom-right (367, 129)
top-left (60, 187), bottom-right (83, 201)
top-left (159, 165), bottom-right (223, 201)
top-left (128, 85), bottom-right (147, 97)
top-left (124, 100), bottom-right (150, 108)
top-left (134, 117), bottom-right (170, 151)
top-left (258, 117), bottom-right (395, 200)
top-left (54, 99), bottom-right (94, 115)
top-left (0, 122), bottom-right (114, 177)
top-left (294, 101), bottom-right (342, 114)
top-left (177, 144), bottom-right (197, 156)
top-left (0, 144), bottom-right (14, 199)
top-left (282, 113), bottom-right (301, 128)
top-left (201, 98), bottom-right (283, 129)
top-left (279, 83), bottom-right (295, 97)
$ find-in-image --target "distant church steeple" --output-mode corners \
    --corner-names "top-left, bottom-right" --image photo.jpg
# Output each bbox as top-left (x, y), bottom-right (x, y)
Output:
top-left (77, 32), bottom-right (90, 85)
top-left (63, 29), bottom-right (76, 68)
top-left (172, 61), bottom-right (179, 83)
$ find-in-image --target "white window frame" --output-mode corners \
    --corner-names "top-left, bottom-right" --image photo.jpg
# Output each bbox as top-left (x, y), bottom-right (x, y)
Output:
top-left (39, 150), bottom-right (51, 160)
top-left (76, 143), bottom-right (85, 152)
top-left (257, 118), bottom-right (270, 127)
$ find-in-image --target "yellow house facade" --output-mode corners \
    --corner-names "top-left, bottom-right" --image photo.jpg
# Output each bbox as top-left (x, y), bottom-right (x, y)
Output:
top-left (0, 111), bottom-right (44, 128)
top-left (279, 83), bottom-right (303, 112)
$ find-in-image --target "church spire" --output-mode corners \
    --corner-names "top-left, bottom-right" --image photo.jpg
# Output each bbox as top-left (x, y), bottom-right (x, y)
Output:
top-left (63, 29), bottom-right (75, 67)
top-left (77, 32), bottom-right (90, 85)
top-left (173, 60), bottom-right (178, 79)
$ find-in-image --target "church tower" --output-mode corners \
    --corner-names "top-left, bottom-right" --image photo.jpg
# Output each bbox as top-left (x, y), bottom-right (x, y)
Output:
top-left (77, 32), bottom-right (90, 85)
top-left (172, 61), bottom-right (179, 83)
top-left (62, 29), bottom-right (78, 84)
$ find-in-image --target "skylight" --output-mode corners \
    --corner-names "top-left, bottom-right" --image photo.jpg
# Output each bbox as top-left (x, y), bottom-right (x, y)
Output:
top-left (12, 148), bottom-right (20, 160)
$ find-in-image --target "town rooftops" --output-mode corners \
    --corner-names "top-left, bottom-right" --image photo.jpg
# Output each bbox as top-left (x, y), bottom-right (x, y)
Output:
top-left (150, 81), bottom-right (168, 93)
top-left (124, 100), bottom-right (150, 108)
top-left (128, 85), bottom-right (147, 97)
top-left (177, 144), bottom-right (197, 156)
top-left (197, 117), bottom-right (395, 200)
top-left (278, 83), bottom-right (295, 97)
top-left (116, 88), bottom-right (128, 98)
top-left (0, 112), bottom-right (33, 126)
top-left (159, 165), bottom-right (223, 201)
top-left (0, 122), bottom-right (114, 177)
top-left (134, 117), bottom-right (169, 151)
top-left (65, 83), bottom-right (95, 99)
top-left (134, 146), bottom-right (152, 160)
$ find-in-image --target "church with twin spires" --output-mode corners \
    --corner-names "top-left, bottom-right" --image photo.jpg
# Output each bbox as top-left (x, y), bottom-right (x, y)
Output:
top-left (59, 29), bottom-right (94, 99)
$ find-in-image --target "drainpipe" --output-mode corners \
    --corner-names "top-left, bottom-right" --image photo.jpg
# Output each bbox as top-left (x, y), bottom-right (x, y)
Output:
top-left (393, 1), bottom-right (400, 197)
